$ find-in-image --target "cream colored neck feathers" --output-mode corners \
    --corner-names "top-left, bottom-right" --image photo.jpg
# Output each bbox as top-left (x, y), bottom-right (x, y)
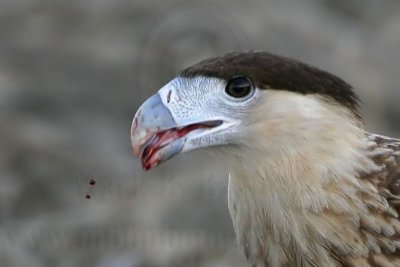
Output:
top-left (226, 90), bottom-right (380, 267)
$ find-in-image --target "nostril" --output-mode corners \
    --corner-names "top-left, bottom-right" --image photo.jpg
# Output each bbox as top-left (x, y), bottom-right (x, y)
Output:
top-left (167, 90), bottom-right (172, 103)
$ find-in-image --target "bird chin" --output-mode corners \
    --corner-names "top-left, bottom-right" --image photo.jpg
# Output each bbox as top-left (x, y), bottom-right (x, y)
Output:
top-left (135, 120), bottom-right (223, 170)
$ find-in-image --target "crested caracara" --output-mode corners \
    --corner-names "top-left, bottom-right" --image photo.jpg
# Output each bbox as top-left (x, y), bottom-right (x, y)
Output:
top-left (130, 51), bottom-right (400, 267)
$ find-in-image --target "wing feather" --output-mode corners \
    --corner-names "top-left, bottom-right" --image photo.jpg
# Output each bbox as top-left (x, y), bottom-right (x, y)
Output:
top-left (336, 133), bottom-right (400, 266)
top-left (365, 133), bottom-right (400, 207)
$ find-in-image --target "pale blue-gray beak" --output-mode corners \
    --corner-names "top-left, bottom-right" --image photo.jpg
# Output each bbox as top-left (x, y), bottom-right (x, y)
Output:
top-left (131, 94), bottom-right (185, 170)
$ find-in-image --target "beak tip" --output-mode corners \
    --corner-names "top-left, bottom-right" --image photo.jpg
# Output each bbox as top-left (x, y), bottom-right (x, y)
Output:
top-left (131, 93), bottom-right (180, 171)
top-left (142, 165), bottom-right (151, 171)
top-left (132, 144), bottom-right (140, 157)
top-left (141, 158), bottom-right (160, 171)
top-left (130, 136), bottom-right (141, 158)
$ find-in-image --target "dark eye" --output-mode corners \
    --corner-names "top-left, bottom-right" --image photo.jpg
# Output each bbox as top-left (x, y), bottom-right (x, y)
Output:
top-left (225, 76), bottom-right (254, 99)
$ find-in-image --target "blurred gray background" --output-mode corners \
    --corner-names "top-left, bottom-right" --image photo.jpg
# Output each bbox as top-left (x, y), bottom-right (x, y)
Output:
top-left (1, 0), bottom-right (400, 266)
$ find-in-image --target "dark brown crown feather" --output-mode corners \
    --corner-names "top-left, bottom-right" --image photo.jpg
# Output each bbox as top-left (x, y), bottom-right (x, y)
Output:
top-left (179, 51), bottom-right (361, 119)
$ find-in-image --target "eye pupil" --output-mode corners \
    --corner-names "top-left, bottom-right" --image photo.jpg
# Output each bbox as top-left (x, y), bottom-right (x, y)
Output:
top-left (225, 76), bottom-right (254, 99)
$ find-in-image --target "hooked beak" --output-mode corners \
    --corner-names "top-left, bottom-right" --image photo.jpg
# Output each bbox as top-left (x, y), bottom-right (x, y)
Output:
top-left (131, 94), bottom-right (222, 170)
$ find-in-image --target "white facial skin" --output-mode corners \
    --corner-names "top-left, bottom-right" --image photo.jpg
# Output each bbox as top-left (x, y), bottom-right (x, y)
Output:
top-left (156, 76), bottom-right (263, 154)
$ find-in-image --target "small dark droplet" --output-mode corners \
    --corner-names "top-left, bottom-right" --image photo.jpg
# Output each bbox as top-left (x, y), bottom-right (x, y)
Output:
top-left (85, 177), bottom-right (96, 198)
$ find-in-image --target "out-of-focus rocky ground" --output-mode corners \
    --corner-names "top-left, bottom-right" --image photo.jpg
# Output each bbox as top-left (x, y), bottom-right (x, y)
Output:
top-left (0, 0), bottom-right (399, 266)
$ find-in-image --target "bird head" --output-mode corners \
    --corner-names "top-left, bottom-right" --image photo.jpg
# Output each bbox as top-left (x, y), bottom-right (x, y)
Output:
top-left (131, 51), bottom-right (361, 171)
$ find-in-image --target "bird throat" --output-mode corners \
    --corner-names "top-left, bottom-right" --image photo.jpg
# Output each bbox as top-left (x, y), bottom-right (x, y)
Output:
top-left (227, 132), bottom-right (379, 266)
